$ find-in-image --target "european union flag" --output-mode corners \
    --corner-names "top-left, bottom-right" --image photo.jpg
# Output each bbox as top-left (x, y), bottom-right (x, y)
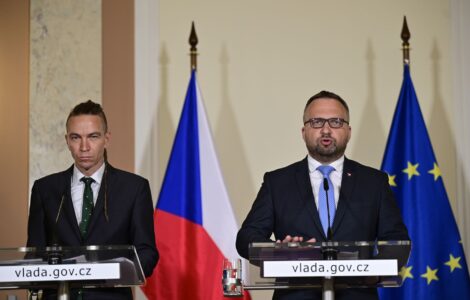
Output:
top-left (379, 64), bottom-right (470, 299)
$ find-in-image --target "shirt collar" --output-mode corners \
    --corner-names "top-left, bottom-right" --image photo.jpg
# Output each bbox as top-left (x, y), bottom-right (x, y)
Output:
top-left (72, 162), bottom-right (106, 185)
top-left (307, 155), bottom-right (345, 175)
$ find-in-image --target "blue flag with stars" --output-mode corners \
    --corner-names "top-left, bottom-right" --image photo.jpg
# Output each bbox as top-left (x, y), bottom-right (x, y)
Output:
top-left (379, 64), bottom-right (470, 299)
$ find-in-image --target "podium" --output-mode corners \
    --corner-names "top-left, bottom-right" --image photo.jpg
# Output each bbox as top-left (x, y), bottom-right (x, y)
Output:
top-left (223, 240), bottom-right (411, 299)
top-left (0, 245), bottom-right (145, 300)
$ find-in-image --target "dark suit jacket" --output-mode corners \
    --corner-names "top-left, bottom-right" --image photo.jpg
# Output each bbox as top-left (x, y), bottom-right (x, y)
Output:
top-left (27, 163), bottom-right (159, 300)
top-left (236, 157), bottom-right (409, 300)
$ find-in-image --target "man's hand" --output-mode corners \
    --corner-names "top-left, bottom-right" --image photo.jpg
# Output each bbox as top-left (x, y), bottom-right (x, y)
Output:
top-left (276, 235), bottom-right (316, 243)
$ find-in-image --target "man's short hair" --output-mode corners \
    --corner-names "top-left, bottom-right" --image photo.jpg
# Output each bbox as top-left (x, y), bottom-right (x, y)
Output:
top-left (66, 100), bottom-right (108, 132)
top-left (303, 90), bottom-right (350, 121)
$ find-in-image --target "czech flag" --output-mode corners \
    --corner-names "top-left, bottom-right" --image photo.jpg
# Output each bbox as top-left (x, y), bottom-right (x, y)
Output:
top-left (142, 70), bottom-right (250, 299)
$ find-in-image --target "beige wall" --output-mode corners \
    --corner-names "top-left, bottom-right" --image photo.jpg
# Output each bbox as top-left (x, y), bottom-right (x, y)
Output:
top-left (29, 0), bottom-right (102, 184)
top-left (103, 0), bottom-right (135, 173)
top-left (158, 0), bottom-right (454, 224)
top-left (0, 1), bottom-right (29, 298)
top-left (453, 0), bottom-right (470, 271)
top-left (0, 0), bottom-right (29, 248)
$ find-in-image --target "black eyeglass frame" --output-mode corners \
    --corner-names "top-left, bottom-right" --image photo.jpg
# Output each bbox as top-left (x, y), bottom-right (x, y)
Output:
top-left (303, 117), bottom-right (350, 129)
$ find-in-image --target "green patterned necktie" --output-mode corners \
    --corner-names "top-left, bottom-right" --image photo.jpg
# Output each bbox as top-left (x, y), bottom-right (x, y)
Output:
top-left (79, 177), bottom-right (95, 238)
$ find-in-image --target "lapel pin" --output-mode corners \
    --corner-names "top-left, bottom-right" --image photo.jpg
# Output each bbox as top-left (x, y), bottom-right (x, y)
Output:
top-left (347, 172), bottom-right (352, 177)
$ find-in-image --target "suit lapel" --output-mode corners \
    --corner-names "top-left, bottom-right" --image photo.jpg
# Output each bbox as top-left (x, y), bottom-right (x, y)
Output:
top-left (332, 157), bottom-right (356, 233)
top-left (61, 166), bottom-right (83, 242)
top-left (295, 157), bottom-right (326, 239)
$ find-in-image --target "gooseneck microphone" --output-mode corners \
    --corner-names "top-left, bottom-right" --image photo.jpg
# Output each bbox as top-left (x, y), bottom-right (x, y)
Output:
top-left (323, 178), bottom-right (333, 241)
top-left (51, 194), bottom-right (65, 245)
top-left (48, 194), bottom-right (65, 265)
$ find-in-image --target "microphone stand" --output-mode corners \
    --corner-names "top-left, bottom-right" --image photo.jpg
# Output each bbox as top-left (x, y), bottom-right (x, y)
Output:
top-left (49, 195), bottom-right (69, 300)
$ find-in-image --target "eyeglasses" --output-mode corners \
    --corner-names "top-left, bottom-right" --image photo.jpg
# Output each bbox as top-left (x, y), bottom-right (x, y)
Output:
top-left (304, 118), bottom-right (349, 129)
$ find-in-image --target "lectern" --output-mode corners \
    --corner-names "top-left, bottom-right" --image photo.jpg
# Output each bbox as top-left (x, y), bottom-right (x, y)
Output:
top-left (0, 245), bottom-right (145, 300)
top-left (223, 240), bottom-right (411, 299)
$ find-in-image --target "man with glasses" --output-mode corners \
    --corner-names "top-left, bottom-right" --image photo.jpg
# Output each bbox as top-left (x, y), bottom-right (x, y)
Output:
top-left (236, 91), bottom-right (408, 300)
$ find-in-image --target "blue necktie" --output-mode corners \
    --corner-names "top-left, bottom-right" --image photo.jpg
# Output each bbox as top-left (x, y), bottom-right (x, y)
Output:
top-left (317, 165), bottom-right (336, 236)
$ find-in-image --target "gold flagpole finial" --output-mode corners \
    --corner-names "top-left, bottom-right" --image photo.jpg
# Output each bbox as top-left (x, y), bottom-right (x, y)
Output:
top-left (189, 21), bottom-right (198, 71)
top-left (401, 16), bottom-right (411, 65)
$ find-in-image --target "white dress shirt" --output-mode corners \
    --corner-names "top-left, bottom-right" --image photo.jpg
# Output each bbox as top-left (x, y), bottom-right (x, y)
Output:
top-left (71, 163), bottom-right (105, 224)
top-left (307, 155), bottom-right (344, 209)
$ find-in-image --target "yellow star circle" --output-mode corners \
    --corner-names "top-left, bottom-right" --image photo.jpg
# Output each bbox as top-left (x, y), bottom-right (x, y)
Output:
top-left (445, 254), bottom-right (462, 272)
top-left (399, 265), bottom-right (413, 282)
top-left (421, 266), bottom-right (439, 285)
top-left (403, 162), bottom-right (420, 180)
top-left (428, 163), bottom-right (441, 181)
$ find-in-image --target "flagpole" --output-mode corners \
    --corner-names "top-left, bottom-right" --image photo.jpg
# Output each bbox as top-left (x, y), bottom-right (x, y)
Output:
top-left (189, 21), bottom-right (198, 71)
top-left (401, 16), bottom-right (411, 65)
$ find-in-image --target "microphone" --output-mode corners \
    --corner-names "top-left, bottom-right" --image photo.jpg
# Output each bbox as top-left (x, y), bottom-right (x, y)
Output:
top-left (52, 194), bottom-right (65, 245)
top-left (48, 194), bottom-right (65, 264)
top-left (323, 178), bottom-right (333, 241)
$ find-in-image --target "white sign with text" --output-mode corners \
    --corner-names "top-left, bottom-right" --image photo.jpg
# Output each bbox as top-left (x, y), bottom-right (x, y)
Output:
top-left (263, 259), bottom-right (397, 277)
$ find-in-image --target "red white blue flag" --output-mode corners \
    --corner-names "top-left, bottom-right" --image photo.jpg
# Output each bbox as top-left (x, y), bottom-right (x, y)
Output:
top-left (142, 70), bottom-right (250, 299)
